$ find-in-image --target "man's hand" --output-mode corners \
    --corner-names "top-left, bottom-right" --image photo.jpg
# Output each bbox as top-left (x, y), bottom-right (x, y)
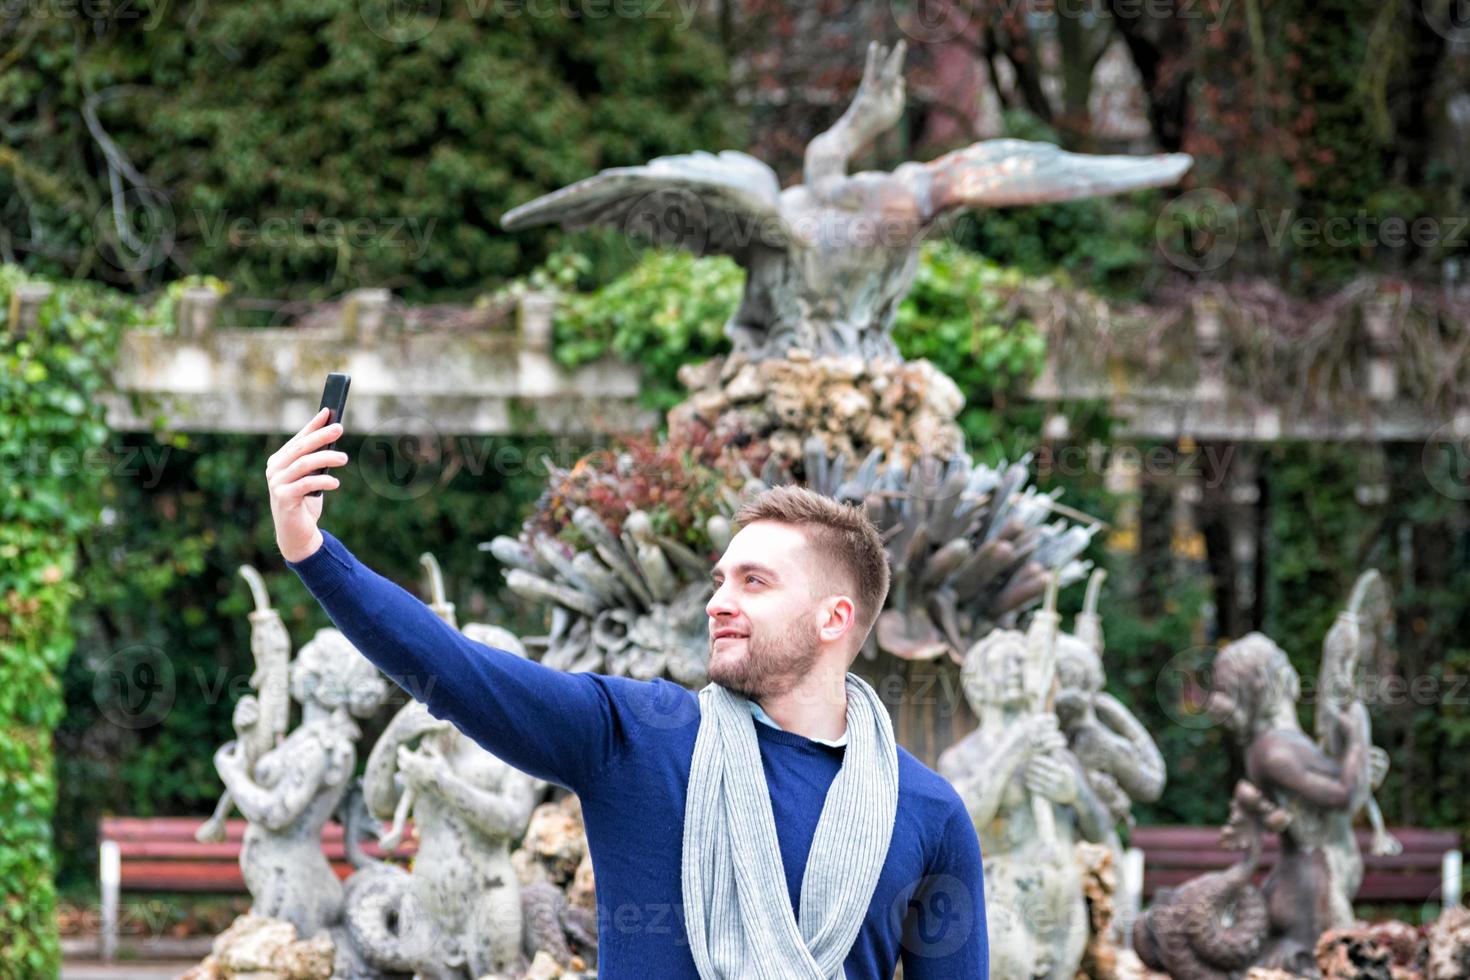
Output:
top-left (267, 407), bottom-right (349, 563)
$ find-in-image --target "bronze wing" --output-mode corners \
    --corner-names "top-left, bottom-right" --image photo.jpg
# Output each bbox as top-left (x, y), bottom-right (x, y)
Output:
top-left (916, 138), bottom-right (1193, 228)
top-left (502, 150), bottom-right (797, 262)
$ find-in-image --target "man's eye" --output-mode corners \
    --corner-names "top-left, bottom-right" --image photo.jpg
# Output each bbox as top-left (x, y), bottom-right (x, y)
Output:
top-left (745, 575), bottom-right (761, 586)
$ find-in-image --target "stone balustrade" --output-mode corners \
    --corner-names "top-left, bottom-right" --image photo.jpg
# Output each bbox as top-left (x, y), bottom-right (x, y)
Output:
top-left (1027, 280), bottom-right (1470, 442)
top-left (98, 289), bottom-right (655, 436)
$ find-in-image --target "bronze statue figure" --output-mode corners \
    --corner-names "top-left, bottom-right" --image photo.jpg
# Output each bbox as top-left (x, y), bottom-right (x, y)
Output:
top-left (502, 41), bottom-right (1192, 361)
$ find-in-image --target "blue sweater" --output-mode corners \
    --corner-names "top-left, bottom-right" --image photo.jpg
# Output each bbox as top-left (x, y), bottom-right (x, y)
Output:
top-left (288, 530), bottom-right (988, 978)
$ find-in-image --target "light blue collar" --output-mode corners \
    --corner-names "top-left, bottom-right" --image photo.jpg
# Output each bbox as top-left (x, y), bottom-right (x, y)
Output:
top-left (748, 699), bottom-right (849, 747)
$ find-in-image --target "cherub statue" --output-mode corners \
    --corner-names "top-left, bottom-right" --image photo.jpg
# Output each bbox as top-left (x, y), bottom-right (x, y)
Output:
top-left (197, 565), bottom-right (292, 844)
top-left (1053, 570), bottom-right (1165, 948)
top-left (1054, 571), bottom-right (1166, 837)
top-left (1316, 570), bottom-right (1400, 926)
top-left (1204, 632), bottom-right (1369, 975)
top-left (502, 41), bottom-right (1192, 361)
top-left (938, 577), bottom-right (1111, 980)
top-left (337, 556), bottom-right (539, 978)
top-left (210, 627), bottom-right (389, 938)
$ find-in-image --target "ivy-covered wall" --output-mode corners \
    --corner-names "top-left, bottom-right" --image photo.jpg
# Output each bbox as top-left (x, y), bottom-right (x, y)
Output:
top-left (2, 0), bottom-right (739, 299)
top-left (1, 269), bottom-right (132, 977)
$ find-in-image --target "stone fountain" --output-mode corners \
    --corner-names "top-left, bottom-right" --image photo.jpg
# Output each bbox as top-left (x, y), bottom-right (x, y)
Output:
top-left (197, 40), bottom-right (1203, 980)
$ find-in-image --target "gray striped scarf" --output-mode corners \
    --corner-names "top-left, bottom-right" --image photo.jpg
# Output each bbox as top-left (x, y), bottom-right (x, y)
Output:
top-left (681, 674), bottom-right (899, 979)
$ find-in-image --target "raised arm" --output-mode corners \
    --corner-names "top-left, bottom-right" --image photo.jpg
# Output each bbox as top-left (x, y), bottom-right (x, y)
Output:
top-left (1252, 724), bottom-right (1366, 811)
top-left (214, 739), bottom-right (332, 832)
top-left (266, 408), bottom-right (646, 794)
top-left (285, 529), bottom-right (640, 793)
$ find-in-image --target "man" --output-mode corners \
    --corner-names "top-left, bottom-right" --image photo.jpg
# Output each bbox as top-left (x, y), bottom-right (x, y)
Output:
top-left (268, 408), bottom-right (988, 978)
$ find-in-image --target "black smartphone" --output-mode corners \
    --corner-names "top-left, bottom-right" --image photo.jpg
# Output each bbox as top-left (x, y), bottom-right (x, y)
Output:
top-left (307, 372), bottom-right (351, 497)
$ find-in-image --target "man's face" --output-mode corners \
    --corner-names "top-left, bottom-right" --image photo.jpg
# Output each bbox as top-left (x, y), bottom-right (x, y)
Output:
top-left (706, 521), bottom-right (828, 700)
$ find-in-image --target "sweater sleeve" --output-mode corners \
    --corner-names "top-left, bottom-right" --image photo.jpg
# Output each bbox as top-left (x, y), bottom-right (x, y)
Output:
top-left (285, 529), bottom-right (637, 794)
top-left (900, 802), bottom-right (989, 979)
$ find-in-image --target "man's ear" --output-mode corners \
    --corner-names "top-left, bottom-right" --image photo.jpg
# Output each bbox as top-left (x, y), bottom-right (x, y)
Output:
top-left (818, 594), bottom-right (857, 645)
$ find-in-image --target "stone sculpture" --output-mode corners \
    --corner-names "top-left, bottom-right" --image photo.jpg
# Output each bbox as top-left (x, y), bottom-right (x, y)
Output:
top-left (1134, 570), bottom-right (1402, 979)
top-left (331, 555), bottom-right (540, 979)
top-left (495, 443), bottom-right (1096, 692)
top-left (197, 565), bottom-right (292, 844)
top-left (503, 42), bottom-right (1192, 362)
top-left (1055, 571), bottom-right (1166, 838)
top-left (1132, 780), bottom-right (1288, 980)
top-left (209, 625), bottom-right (389, 939)
top-left (1138, 634), bottom-right (1369, 977)
top-left (494, 505), bottom-right (715, 686)
top-left (938, 576), bottom-right (1112, 980)
top-left (512, 795), bottom-right (599, 974)
top-left (1054, 569), bottom-right (1165, 954)
top-left (494, 38), bottom-right (1187, 702)
top-left (1316, 569), bottom-right (1401, 932)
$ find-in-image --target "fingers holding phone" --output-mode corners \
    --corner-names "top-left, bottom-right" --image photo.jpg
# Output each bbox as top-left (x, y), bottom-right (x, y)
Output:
top-left (267, 406), bottom-right (350, 562)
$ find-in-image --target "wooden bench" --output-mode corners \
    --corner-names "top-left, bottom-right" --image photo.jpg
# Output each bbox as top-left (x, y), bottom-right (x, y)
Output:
top-left (1130, 825), bottom-right (1463, 907)
top-left (97, 816), bottom-right (416, 961)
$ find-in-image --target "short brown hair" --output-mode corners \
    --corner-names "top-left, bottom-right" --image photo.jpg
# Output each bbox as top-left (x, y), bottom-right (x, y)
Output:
top-left (733, 485), bottom-right (891, 650)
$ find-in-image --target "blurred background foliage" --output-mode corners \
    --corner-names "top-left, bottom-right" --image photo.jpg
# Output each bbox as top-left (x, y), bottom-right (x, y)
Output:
top-left (0, 0), bottom-right (1466, 957)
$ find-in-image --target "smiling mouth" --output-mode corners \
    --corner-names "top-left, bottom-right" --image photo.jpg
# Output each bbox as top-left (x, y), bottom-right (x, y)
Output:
top-left (712, 631), bottom-right (748, 643)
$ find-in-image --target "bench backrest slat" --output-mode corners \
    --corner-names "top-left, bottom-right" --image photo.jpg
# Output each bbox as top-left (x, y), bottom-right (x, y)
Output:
top-left (100, 816), bottom-right (418, 894)
top-left (1133, 824), bottom-right (1460, 904)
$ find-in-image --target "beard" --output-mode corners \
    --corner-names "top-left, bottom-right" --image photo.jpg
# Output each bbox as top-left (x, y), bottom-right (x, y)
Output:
top-left (706, 612), bottom-right (821, 700)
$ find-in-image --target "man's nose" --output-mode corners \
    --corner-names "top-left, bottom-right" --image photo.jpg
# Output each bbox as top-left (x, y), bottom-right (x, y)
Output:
top-left (706, 584), bottom-right (737, 620)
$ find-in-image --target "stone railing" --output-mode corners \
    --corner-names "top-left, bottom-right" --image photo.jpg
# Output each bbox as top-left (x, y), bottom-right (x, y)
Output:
top-left (1026, 279), bottom-right (1470, 442)
top-left (6, 286), bottom-right (655, 437)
